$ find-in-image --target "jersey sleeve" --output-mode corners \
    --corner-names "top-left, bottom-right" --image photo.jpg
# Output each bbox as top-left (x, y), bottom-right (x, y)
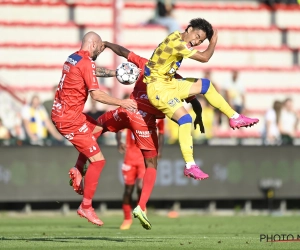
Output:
top-left (128, 51), bottom-right (148, 69)
top-left (156, 119), bottom-right (165, 134)
top-left (173, 39), bottom-right (197, 59)
top-left (81, 59), bottom-right (100, 91)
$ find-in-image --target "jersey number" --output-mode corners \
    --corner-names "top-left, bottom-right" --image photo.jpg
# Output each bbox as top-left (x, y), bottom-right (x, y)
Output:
top-left (59, 73), bottom-right (66, 90)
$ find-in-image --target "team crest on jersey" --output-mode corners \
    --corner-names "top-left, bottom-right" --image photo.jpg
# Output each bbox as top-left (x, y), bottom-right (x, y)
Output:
top-left (66, 53), bottom-right (82, 66)
top-left (168, 99), bottom-right (176, 107)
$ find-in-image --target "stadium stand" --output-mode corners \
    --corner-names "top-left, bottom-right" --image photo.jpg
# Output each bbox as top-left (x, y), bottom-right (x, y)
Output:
top-left (0, 0), bottom-right (299, 140)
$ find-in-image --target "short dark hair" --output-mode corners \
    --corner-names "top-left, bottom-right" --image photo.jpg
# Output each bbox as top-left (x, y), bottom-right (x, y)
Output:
top-left (185, 18), bottom-right (213, 41)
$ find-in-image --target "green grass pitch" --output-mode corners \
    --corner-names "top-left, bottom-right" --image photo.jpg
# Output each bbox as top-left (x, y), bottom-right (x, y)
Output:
top-left (1, 212), bottom-right (300, 249)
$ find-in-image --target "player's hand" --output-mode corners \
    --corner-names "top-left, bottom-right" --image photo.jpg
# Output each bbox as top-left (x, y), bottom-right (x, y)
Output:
top-left (158, 151), bottom-right (162, 159)
top-left (120, 99), bottom-right (137, 111)
top-left (118, 142), bottom-right (126, 154)
top-left (194, 114), bottom-right (205, 134)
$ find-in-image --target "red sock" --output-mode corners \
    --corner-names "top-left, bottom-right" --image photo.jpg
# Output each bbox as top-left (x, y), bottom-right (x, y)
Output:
top-left (75, 153), bottom-right (88, 175)
top-left (138, 168), bottom-right (156, 211)
top-left (81, 160), bottom-right (106, 209)
top-left (122, 204), bottom-right (132, 220)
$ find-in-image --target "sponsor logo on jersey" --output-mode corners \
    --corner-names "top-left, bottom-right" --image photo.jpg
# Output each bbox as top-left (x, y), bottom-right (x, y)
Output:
top-left (66, 53), bottom-right (82, 66)
top-left (135, 130), bottom-right (152, 137)
top-left (63, 64), bottom-right (70, 72)
top-left (78, 123), bottom-right (88, 133)
top-left (64, 133), bottom-right (74, 141)
top-left (136, 110), bottom-right (147, 118)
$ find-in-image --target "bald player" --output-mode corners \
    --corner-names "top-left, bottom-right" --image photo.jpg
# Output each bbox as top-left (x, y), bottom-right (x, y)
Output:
top-left (51, 31), bottom-right (137, 226)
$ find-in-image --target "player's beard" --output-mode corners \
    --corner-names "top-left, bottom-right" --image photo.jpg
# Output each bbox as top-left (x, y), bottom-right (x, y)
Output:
top-left (92, 53), bottom-right (98, 61)
top-left (91, 50), bottom-right (100, 61)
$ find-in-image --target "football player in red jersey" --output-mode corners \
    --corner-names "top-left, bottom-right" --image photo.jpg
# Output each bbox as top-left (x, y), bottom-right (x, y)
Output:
top-left (51, 31), bottom-right (137, 227)
top-left (70, 41), bottom-right (204, 230)
top-left (117, 119), bottom-right (165, 230)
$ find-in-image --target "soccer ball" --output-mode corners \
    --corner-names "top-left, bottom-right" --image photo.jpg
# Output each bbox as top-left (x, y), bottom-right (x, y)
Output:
top-left (116, 62), bottom-right (140, 85)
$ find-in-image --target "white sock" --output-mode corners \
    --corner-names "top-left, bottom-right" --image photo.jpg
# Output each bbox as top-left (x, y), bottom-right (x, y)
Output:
top-left (185, 162), bottom-right (196, 169)
top-left (230, 113), bottom-right (239, 119)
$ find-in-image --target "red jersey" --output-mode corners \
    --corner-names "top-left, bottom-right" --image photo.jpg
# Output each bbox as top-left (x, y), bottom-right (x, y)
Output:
top-left (51, 50), bottom-right (100, 125)
top-left (128, 52), bottom-right (165, 118)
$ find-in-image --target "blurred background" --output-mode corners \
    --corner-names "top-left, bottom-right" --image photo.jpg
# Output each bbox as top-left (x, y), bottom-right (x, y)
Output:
top-left (0, 0), bottom-right (299, 214)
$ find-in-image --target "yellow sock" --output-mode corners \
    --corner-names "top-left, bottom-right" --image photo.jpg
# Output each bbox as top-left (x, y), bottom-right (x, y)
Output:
top-left (178, 123), bottom-right (194, 163)
top-left (204, 82), bottom-right (236, 118)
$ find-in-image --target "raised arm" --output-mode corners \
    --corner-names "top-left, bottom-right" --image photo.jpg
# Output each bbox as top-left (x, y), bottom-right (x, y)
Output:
top-left (95, 67), bottom-right (116, 77)
top-left (190, 29), bottom-right (218, 63)
top-left (103, 41), bottom-right (130, 59)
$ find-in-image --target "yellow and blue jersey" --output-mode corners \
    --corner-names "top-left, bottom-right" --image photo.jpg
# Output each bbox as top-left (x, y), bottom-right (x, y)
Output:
top-left (144, 31), bottom-right (197, 84)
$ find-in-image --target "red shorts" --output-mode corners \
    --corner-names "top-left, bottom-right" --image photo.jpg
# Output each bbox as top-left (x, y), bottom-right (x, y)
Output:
top-left (122, 160), bottom-right (145, 185)
top-left (97, 107), bottom-right (158, 156)
top-left (53, 113), bottom-right (101, 158)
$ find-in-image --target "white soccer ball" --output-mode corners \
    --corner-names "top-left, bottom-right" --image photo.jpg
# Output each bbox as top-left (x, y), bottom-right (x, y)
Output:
top-left (116, 62), bottom-right (140, 85)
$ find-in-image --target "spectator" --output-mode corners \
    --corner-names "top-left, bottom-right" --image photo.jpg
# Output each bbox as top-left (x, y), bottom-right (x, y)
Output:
top-left (262, 100), bottom-right (282, 145)
top-left (43, 85), bottom-right (57, 117)
top-left (278, 98), bottom-right (299, 145)
top-left (223, 70), bottom-right (245, 114)
top-left (262, 0), bottom-right (299, 9)
top-left (21, 95), bottom-right (62, 145)
top-left (165, 117), bottom-right (178, 144)
top-left (0, 117), bottom-right (10, 142)
top-left (146, 0), bottom-right (181, 33)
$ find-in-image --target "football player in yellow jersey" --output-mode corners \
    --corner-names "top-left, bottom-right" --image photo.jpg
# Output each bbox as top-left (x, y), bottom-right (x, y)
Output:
top-left (143, 18), bottom-right (259, 179)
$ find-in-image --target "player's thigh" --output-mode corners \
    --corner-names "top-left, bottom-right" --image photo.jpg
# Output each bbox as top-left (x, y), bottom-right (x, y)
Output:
top-left (128, 112), bottom-right (159, 154)
top-left (84, 113), bottom-right (103, 136)
top-left (60, 125), bottom-right (103, 160)
top-left (147, 81), bottom-right (183, 119)
top-left (185, 78), bottom-right (205, 96)
top-left (97, 107), bottom-right (129, 133)
top-left (176, 78), bottom-right (200, 99)
top-left (137, 161), bottom-right (146, 180)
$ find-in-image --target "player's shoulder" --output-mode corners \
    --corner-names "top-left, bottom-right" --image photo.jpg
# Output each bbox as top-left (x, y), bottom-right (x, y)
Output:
top-left (128, 51), bottom-right (147, 63)
top-left (66, 51), bottom-right (93, 67)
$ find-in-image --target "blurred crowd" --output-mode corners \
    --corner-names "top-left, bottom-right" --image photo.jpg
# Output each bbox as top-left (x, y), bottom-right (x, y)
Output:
top-left (0, 0), bottom-right (299, 147)
top-left (0, 70), bottom-right (299, 147)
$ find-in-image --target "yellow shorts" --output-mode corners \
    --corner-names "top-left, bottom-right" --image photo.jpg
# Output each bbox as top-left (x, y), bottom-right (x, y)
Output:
top-left (146, 78), bottom-right (196, 118)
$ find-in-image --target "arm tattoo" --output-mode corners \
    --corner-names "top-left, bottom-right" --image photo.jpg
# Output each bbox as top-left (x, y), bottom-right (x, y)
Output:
top-left (96, 67), bottom-right (116, 77)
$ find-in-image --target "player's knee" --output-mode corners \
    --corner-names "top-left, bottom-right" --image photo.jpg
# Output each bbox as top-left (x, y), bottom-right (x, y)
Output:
top-left (200, 78), bottom-right (211, 94)
top-left (177, 114), bottom-right (192, 125)
top-left (124, 185), bottom-right (134, 196)
top-left (144, 157), bottom-right (157, 169)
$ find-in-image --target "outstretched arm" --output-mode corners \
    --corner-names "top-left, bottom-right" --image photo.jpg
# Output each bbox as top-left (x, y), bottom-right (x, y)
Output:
top-left (115, 131), bottom-right (126, 154)
top-left (95, 67), bottom-right (116, 77)
top-left (103, 41), bottom-right (130, 59)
